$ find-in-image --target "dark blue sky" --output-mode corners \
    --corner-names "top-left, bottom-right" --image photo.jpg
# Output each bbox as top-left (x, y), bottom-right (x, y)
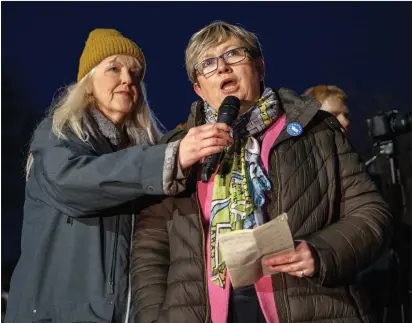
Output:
top-left (3, 2), bottom-right (412, 150)
top-left (2, 2), bottom-right (412, 264)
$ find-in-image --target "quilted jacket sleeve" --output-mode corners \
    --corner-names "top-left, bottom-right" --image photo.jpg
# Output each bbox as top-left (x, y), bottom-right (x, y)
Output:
top-left (131, 200), bottom-right (171, 323)
top-left (306, 129), bottom-right (393, 286)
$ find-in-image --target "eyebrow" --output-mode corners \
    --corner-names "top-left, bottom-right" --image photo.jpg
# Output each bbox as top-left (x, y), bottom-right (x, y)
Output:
top-left (201, 44), bottom-right (241, 61)
top-left (106, 56), bottom-right (140, 70)
top-left (107, 56), bottom-right (120, 64)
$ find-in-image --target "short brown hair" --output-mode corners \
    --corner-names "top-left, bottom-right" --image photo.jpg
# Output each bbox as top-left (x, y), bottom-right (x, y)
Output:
top-left (185, 21), bottom-right (263, 83)
top-left (303, 85), bottom-right (347, 105)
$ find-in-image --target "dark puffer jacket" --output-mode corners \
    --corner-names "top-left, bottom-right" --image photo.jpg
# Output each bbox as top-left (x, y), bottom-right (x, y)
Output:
top-left (131, 88), bottom-right (392, 323)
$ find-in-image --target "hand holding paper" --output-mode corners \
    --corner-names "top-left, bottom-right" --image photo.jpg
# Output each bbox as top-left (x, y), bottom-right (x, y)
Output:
top-left (219, 213), bottom-right (295, 288)
top-left (264, 240), bottom-right (317, 278)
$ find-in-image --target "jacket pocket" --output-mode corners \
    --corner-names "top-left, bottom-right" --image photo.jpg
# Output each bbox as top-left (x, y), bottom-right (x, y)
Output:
top-left (20, 301), bottom-right (115, 323)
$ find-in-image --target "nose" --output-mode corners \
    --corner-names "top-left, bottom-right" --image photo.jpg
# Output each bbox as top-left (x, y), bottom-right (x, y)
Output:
top-left (216, 56), bottom-right (232, 74)
top-left (120, 69), bottom-right (133, 85)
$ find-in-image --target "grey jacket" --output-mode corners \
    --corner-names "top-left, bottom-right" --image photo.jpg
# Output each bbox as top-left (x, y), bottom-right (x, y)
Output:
top-left (5, 111), bottom-right (185, 323)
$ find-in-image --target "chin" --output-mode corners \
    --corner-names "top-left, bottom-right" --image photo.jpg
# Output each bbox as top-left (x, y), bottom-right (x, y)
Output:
top-left (114, 105), bottom-right (133, 114)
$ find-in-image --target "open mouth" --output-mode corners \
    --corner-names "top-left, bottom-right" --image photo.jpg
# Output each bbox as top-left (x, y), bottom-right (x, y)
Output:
top-left (220, 79), bottom-right (237, 91)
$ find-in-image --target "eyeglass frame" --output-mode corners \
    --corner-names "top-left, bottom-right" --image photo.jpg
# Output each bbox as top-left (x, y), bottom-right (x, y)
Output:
top-left (193, 47), bottom-right (254, 77)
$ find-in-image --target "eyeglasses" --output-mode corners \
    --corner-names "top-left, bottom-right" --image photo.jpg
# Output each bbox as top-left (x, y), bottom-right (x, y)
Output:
top-left (194, 47), bottom-right (251, 76)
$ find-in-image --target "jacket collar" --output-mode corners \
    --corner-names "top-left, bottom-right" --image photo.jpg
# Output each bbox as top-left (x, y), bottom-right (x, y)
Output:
top-left (80, 108), bottom-right (127, 155)
top-left (88, 108), bottom-right (128, 148)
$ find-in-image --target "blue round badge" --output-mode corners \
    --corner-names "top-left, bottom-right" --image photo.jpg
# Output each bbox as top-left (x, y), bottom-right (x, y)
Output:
top-left (287, 122), bottom-right (303, 136)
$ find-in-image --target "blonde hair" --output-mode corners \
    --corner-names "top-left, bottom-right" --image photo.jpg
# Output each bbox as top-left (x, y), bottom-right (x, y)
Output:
top-left (303, 85), bottom-right (347, 105)
top-left (25, 61), bottom-right (163, 180)
top-left (185, 20), bottom-right (263, 83)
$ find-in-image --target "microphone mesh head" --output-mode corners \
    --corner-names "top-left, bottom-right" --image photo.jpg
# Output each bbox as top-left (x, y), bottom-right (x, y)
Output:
top-left (218, 96), bottom-right (240, 123)
top-left (222, 96), bottom-right (240, 110)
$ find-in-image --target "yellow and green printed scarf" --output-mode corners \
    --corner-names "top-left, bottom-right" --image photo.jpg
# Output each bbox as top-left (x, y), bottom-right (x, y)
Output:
top-left (203, 87), bottom-right (281, 288)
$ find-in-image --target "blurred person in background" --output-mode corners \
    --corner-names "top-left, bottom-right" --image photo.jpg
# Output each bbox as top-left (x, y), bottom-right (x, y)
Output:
top-left (304, 85), bottom-right (350, 132)
top-left (5, 28), bottom-right (231, 323)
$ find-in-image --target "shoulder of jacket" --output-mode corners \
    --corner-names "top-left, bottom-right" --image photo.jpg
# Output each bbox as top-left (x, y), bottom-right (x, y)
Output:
top-left (322, 112), bottom-right (346, 135)
top-left (303, 109), bottom-right (345, 134)
top-left (30, 116), bottom-right (91, 153)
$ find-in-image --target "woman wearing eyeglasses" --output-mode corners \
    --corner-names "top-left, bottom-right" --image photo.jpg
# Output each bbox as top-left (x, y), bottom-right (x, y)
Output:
top-left (131, 21), bottom-right (392, 323)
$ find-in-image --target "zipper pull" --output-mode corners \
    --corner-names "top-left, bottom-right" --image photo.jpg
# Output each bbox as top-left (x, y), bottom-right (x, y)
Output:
top-left (107, 281), bottom-right (114, 295)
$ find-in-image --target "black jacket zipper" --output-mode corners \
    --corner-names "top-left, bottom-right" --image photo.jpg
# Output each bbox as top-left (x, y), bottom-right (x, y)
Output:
top-left (107, 216), bottom-right (120, 295)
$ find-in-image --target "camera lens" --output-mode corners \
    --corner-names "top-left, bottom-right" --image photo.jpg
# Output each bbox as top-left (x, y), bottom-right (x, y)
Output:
top-left (390, 111), bottom-right (412, 135)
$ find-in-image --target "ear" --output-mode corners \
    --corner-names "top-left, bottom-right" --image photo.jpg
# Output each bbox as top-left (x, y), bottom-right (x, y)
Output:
top-left (85, 75), bottom-right (94, 95)
top-left (193, 82), bottom-right (204, 100)
top-left (255, 57), bottom-right (265, 81)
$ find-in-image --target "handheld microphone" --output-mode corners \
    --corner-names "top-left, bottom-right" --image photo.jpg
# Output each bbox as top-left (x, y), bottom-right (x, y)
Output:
top-left (201, 96), bottom-right (240, 183)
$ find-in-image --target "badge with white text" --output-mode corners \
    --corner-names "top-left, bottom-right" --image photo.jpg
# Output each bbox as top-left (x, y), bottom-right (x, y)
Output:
top-left (287, 122), bottom-right (303, 136)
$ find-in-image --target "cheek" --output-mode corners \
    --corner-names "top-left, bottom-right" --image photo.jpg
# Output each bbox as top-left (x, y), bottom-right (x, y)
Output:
top-left (133, 86), bottom-right (140, 101)
top-left (93, 85), bottom-right (103, 101)
top-left (242, 68), bottom-right (261, 94)
top-left (94, 82), bottom-right (113, 102)
top-left (200, 84), bottom-right (215, 102)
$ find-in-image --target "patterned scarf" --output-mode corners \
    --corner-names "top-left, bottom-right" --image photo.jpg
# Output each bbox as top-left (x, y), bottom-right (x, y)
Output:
top-left (203, 87), bottom-right (281, 288)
